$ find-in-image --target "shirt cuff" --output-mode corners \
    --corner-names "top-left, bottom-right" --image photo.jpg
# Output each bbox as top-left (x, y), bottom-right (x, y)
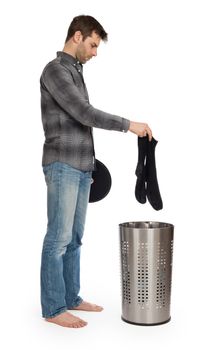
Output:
top-left (122, 118), bottom-right (130, 133)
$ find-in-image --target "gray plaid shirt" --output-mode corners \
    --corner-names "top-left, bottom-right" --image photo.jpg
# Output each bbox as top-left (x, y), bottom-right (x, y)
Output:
top-left (40, 51), bottom-right (130, 171)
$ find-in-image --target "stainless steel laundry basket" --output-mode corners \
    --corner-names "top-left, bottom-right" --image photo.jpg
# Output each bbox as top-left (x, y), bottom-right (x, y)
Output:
top-left (119, 221), bottom-right (174, 326)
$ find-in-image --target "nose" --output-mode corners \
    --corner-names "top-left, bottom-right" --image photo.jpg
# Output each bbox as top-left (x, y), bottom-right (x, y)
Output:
top-left (92, 48), bottom-right (97, 57)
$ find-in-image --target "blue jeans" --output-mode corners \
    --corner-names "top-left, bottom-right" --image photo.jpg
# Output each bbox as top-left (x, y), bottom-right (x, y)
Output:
top-left (41, 162), bottom-right (92, 318)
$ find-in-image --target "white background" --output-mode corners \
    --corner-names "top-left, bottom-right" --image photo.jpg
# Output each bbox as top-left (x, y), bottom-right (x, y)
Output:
top-left (1, 0), bottom-right (216, 349)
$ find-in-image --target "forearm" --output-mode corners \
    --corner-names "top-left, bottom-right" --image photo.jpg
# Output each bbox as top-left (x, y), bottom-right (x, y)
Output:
top-left (79, 104), bottom-right (130, 132)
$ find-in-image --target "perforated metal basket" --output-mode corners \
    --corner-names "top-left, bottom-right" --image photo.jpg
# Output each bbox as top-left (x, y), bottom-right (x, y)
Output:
top-left (119, 221), bottom-right (174, 326)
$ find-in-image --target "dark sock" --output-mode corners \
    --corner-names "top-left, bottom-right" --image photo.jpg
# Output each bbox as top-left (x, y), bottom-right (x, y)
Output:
top-left (146, 137), bottom-right (163, 210)
top-left (135, 136), bottom-right (148, 203)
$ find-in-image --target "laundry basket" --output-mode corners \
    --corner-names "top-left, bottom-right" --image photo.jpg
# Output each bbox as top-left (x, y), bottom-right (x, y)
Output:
top-left (119, 221), bottom-right (174, 325)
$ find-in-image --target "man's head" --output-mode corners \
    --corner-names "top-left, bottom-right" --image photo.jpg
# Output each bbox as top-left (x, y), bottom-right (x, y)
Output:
top-left (64, 15), bottom-right (108, 64)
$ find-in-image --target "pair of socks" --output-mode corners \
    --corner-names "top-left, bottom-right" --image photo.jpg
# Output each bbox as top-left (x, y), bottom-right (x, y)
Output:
top-left (135, 136), bottom-right (163, 210)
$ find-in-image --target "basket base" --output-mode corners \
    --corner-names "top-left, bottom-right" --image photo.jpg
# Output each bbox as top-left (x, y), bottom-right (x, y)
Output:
top-left (121, 316), bottom-right (171, 326)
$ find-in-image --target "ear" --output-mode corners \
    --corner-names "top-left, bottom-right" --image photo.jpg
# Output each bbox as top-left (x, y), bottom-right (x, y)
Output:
top-left (74, 31), bottom-right (83, 44)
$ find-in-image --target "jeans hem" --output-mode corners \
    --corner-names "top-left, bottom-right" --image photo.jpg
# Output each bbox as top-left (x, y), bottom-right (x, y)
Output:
top-left (67, 297), bottom-right (83, 309)
top-left (43, 307), bottom-right (67, 319)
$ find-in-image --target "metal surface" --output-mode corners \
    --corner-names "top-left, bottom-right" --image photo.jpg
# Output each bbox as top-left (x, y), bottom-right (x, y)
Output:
top-left (119, 221), bottom-right (174, 325)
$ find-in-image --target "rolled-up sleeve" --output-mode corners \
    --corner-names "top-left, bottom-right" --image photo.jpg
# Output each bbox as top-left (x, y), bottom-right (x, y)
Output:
top-left (41, 62), bottom-right (130, 132)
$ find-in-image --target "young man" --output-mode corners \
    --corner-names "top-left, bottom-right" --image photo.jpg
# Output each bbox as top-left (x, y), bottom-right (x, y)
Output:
top-left (40, 15), bottom-right (152, 328)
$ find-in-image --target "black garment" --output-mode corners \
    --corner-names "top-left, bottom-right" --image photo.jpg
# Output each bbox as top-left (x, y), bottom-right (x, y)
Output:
top-left (135, 137), bottom-right (148, 203)
top-left (135, 136), bottom-right (163, 210)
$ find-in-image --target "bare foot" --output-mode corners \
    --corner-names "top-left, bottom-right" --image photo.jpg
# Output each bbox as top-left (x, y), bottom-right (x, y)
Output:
top-left (69, 301), bottom-right (103, 312)
top-left (45, 311), bottom-right (87, 328)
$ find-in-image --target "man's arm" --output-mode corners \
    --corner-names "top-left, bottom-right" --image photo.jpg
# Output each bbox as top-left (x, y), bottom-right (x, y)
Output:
top-left (41, 62), bottom-right (130, 132)
top-left (41, 61), bottom-right (152, 139)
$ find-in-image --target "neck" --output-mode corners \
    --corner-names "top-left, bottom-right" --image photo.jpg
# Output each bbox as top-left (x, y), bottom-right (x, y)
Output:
top-left (63, 41), bottom-right (77, 59)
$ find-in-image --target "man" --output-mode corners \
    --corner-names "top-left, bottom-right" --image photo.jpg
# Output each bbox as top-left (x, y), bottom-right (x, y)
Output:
top-left (40, 15), bottom-right (152, 328)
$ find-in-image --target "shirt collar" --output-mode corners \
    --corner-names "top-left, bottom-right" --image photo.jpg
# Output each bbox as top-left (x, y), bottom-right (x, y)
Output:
top-left (57, 51), bottom-right (83, 72)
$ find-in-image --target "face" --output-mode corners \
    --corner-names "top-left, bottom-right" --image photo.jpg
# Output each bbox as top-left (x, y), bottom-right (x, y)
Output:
top-left (76, 31), bottom-right (101, 64)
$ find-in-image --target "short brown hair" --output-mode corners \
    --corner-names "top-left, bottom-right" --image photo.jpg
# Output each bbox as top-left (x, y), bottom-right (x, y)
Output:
top-left (65, 15), bottom-right (108, 43)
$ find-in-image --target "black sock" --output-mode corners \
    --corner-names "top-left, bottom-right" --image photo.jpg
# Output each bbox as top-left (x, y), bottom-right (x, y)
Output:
top-left (146, 137), bottom-right (163, 210)
top-left (135, 136), bottom-right (148, 203)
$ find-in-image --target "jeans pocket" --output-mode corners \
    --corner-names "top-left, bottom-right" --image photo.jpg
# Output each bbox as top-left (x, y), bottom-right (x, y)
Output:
top-left (43, 164), bottom-right (53, 185)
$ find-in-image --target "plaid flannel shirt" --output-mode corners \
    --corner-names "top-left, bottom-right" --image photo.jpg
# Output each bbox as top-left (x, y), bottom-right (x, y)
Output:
top-left (40, 51), bottom-right (130, 171)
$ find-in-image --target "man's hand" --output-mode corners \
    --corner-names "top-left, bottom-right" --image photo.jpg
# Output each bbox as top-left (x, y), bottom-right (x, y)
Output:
top-left (129, 121), bottom-right (152, 140)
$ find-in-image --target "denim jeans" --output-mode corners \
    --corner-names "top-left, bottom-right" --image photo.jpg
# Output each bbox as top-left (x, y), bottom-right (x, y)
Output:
top-left (41, 161), bottom-right (92, 318)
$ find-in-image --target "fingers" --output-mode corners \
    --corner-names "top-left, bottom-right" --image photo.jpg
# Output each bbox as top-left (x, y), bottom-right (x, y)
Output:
top-left (140, 123), bottom-right (152, 141)
top-left (146, 125), bottom-right (152, 141)
top-left (129, 121), bottom-right (153, 140)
